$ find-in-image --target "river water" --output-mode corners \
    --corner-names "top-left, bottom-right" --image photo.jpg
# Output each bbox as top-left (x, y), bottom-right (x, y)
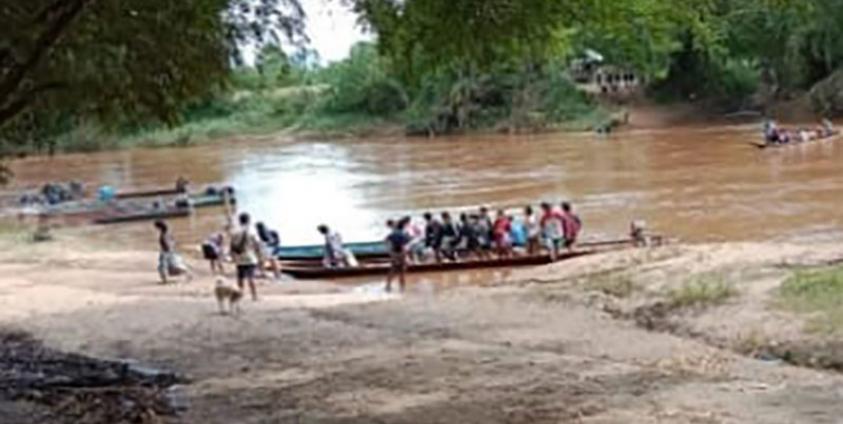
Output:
top-left (6, 124), bottom-right (843, 247)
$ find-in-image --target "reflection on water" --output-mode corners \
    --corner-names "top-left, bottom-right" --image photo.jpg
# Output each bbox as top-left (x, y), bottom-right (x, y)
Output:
top-left (6, 124), bottom-right (843, 249)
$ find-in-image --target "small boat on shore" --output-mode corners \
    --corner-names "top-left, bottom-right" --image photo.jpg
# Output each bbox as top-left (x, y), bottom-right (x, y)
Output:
top-left (115, 187), bottom-right (185, 200)
top-left (280, 237), bottom-right (663, 279)
top-left (276, 236), bottom-right (664, 261)
top-left (275, 241), bottom-right (390, 260)
top-left (281, 251), bottom-right (591, 279)
top-left (93, 207), bottom-right (191, 225)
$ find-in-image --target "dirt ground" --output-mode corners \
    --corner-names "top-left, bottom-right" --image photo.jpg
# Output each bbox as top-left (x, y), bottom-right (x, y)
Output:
top-left (3, 228), bottom-right (843, 423)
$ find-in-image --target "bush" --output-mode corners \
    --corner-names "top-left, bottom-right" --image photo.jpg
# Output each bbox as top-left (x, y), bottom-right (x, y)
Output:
top-left (666, 273), bottom-right (738, 309)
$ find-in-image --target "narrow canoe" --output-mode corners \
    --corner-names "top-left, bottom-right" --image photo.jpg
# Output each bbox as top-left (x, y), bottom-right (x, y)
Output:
top-left (93, 208), bottom-right (191, 225)
top-left (281, 250), bottom-right (593, 279)
top-left (275, 236), bottom-right (663, 261)
top-left (115, 188), bottom-right (184, 199)
top-left (280, 236), bottom-right (663, 279)
top-left (275, 241), bottom-right (389, 260)
top-left (755, 131), bottom-right (842, 149)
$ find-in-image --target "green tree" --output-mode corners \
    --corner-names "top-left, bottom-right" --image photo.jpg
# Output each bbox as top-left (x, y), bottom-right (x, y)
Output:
top-left (0, 0), bottom-right (305, 130)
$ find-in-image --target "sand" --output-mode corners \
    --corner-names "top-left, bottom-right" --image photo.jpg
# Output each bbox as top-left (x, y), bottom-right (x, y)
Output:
top-left (2, 229), bottom-right (843, 423)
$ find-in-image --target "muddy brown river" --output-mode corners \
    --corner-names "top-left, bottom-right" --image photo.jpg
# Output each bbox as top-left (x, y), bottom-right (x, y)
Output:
top-left (5, 124), bottom-right (843, 247)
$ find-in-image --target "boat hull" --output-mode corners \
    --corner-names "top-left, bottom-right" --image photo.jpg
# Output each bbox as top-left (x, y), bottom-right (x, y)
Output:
top-left (281, 250), bottom-right (591, 279)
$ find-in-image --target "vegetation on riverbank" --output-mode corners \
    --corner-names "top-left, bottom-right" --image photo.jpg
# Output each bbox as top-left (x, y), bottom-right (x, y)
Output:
top-left (7, 1), bottom-right (843, 162)
top-left (779, 266), bottom-right (843, 334)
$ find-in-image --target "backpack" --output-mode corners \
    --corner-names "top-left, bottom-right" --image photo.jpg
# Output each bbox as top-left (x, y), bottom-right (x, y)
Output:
top-left (230, 232), bottom-right (248, 255)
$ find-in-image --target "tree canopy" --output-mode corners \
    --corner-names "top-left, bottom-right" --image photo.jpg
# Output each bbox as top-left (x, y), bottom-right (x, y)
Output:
top-left (0, 0), bottom-right (305, 132)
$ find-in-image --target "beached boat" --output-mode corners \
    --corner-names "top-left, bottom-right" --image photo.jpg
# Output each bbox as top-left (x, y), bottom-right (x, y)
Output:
top-left (279, 237), bottom-right (661, 279)
top-left (115, 187), bottom-right (184, 199)
top-left (755, 131), bottom-right (842, 149)
top-left (275, 241), bottom-right (389, 260)
top-left (276, 236), bottom-right (662, 261)
top-left (92, 207), bottom-right (191, 225)
top-left (281, 251), bottom-right (591, 279)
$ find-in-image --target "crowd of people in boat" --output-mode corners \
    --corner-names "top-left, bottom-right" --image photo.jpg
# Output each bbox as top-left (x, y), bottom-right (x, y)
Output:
top-left (18, 181), bottom-right (85, 206)
top-left (762, 118), bottom-right (836, 145)
top-left (318, 202), bottom-right (584, 269)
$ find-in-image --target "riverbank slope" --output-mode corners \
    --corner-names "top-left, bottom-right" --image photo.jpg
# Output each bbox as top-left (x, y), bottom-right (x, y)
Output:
top-left (3, 227), bottom-right (843, 422)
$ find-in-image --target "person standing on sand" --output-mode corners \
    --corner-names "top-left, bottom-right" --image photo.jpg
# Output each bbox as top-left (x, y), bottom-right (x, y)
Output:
top-left (230, 213), bottom-right (260, 301)
top-left (155, 220), bottom-right (192, 284)
top-left (201, 232), bottom-right (225, 275)
top-left (386, 217), bottom-right (412, 292)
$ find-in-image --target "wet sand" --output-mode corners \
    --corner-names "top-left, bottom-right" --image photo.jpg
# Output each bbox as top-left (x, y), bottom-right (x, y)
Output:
top-left (3, 228), bottom-right (843, 423)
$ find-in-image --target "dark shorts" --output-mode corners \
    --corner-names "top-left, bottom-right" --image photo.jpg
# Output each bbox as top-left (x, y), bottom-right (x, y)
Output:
top-left (390, 253), bottom-right (407, 271)
top-left (202, 244), bottom-right (220, 261)
top-left (237, 264), bottom-right (256, 281)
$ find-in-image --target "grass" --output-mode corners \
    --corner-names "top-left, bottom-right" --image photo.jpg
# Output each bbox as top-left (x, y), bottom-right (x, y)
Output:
top-left (779, 266), bottom-right (843, 334)
top-left (586, 273), bottom-right (639, 298)
top-left (666, 273), bottom-right (738, 309)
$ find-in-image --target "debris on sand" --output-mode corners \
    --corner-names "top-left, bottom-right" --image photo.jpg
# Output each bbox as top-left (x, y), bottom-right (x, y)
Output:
top-left (0, 330), bottom-right (186, 424)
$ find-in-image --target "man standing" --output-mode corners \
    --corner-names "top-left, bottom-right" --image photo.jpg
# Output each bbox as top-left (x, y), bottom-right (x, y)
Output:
top-left (423, 212), bottom-right (444, 262)
top-left (540, 202), bottom-right (565, 260)
top-left (386, 217), bottom-right (412, 292)
top-left (561, 202), bottom-right (582, 250)
top-left (230, 213), bottom-right (260, 301)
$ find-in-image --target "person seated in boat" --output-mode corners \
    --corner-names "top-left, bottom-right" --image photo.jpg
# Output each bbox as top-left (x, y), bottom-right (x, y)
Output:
top-left (478, 206), bottom-right (494, 251)
top-left (630, 220), bottom-right (648, 247)
top-left (457, 213), bottom-right (481, 259)
top-left (440, 212), bottom-right (460, 261)
top-left (385, 217), bottom-right (412, 292)
top-left (493, 210), bottom-right (513, 258)
top-left (318, 224), bottom-right (350, 268)
top-left (540, 202), bottom-right (565, 260)
top-left (509, 214), bottom-right (527, 250)
top-left (423, 212), bottom-right (444, 263)
top-left (798, 128), bottom-right (812, 143)
top-left (175, 176), bottom-right (190, 193)
top-left (763, 119), bottom-right (780, 144)
top-left (404, 216), bottom-right (426, 263)
top-left (822, 118), bottom-right (836, 136)
top-left (524, 206), bottom-right (541, 255)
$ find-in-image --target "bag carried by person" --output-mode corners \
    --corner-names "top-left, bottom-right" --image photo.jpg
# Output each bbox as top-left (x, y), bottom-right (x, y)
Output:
top-left (230, 232), bottom-right (248, 255)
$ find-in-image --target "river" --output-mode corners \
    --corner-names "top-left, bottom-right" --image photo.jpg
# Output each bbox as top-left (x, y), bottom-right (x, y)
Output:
top-left (5, 124), bottom-right (843, 247)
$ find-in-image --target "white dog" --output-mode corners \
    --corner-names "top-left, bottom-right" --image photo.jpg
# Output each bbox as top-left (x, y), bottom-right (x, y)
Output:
top-left (214, 278), bottom-right (242, 315)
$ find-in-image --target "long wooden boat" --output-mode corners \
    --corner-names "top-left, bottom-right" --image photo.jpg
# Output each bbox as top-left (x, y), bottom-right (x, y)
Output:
top-left (280, 237), bottom-right (663, 279)
top-left (276, 241), bottom-right (389, 260)
top-left (755, 131), bottom-right (842, 149)
top-left (115, 187), bottom-right (184, 199)
top-left (281, 250), bottom-right (592, 279)
top-left (92, 207), bottom-right (191, 225)
top-left (275, 236), bottom-right (663, 261)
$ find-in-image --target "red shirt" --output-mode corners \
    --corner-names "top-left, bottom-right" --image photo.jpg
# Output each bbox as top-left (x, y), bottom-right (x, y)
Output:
top-left (493, 217), bottom-right (511, 239)
top-left (562, 213), bottom-right (581, 241)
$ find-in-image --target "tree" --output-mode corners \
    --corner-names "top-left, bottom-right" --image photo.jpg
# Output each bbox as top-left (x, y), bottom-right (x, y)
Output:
top-left (0, 0), bottom-right (305, 131)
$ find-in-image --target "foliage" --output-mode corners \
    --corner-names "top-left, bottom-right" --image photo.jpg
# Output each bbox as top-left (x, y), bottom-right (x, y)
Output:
top-left (0, 0), bottom-right (306, 141)
top-left (317, 43), bottom-right (408, 116)
top-left (780, 266), bottom-right (843, 334)
top-left (666, 273), bottom-right (738, 309)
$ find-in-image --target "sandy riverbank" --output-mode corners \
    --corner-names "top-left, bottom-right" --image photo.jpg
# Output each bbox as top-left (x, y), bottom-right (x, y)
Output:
top-left (2, 227), bottom-right (843, 423)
